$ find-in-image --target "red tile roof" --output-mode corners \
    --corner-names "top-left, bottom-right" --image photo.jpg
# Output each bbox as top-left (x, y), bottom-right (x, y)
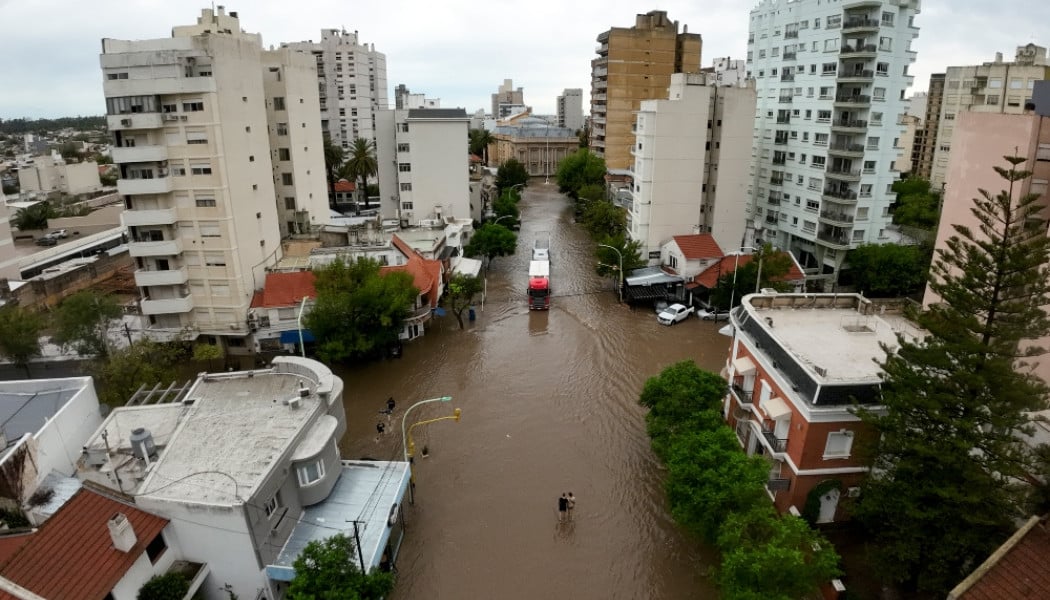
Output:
top-left (0, 489), bottom-right (169, 600)
top-left (689, 251), bottom-right (806, 289)
top-left (333, 179), bottom-right (356, 193)
top-left (950, 515), bottom-right (1050, 600)
top-left (382, 235), bottom-right (442, 306)
top-left (0, 533), bottom-right (31, 566)
top-left (251, 271), bottom-right (317, 308)
top-left (672, 234), bottom-right (724, 260)
top-left (469, 154), bottom-right (482, 163)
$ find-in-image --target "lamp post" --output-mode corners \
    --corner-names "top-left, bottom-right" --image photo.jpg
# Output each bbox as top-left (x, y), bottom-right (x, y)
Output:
top-left (492, 215), bottom-right (514, 227)
top-left (296, 296), bottom-right (308, 358)
top-left (727, 245), bottom-right (765, 312)
top-left (401, 395), bottom-right (453, 504)
top-left (596, 243), bottom-right (624, 303)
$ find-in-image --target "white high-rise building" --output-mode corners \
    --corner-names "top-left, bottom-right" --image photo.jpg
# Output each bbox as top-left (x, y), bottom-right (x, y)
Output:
top-left (707, 57), bottom-right (749, 87)
top-left (747, 0), bottom-right (920, 287)
top-left (283, 29), bottom-right (389, 149)
top-left (630, 73), bottom-right (757, 259)
top-left (101, 7), bottom-right (326, 345)
top-left (557, 88), bottom-right (584, 132)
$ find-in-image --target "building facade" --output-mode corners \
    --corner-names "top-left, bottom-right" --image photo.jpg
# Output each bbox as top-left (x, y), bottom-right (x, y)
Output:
top-left (282, 29), bottom-right (388, 149)
top-left (0, 199), bottom-right (15, 280)
top-left (914, 73), bottom-right (944, 180)
top-left (929, 44), bottom-right (1050, 187)
top-left (491, 79), bottom-right (525, 118)
top-left (490, 116), bottom-right (579, 179)
top-left (590, 10), bottom-right (703, 172)
top-left (746, 0), bottom-right (921, 287)
top-left (556, 88), bottom-right (584, 132)
top-left (704, 56), bottom-right (749, 87)
top-left (17, 155), bottom-right (102, 196)
top-left (375, 108), bottom-right (471, 225)
top-left (724, 292), bottom-right (920, 521)
top-left (629, 73), bottom-right (756, 260)
top-left (101, 8), bottom-right (328, 345)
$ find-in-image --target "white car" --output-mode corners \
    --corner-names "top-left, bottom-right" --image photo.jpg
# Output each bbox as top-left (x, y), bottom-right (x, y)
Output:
top-left (697, 308), bottom-right (731, 321)
top-left (657, 303), bottom-right (695, 326)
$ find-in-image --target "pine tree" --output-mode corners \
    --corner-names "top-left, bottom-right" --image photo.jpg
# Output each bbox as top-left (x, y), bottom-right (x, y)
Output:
top-left (856, 156), bottom-right (1050, 594)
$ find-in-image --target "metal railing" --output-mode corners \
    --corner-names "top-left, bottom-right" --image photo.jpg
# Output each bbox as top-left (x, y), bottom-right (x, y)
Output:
top-left (731, 378), bottom-right (753, 404)
top-left (843, 18), bottom-right (880, 29)
top-left (835, 94), bottom-right (871, 103)
top-left (761, 427), bottom-right (788, 452)
top-left (832, 119), bottom-right (868, 129)
top-left (820, 211), bottom-right (855, 223)
top-left (829, 142), bottom-right (865, 152)
top-left (823, 188), bottom-right (858, 200)
top-left (839, 69), bottom-right (874, 78)
top-left (841, 44), bottom-right (878, 54)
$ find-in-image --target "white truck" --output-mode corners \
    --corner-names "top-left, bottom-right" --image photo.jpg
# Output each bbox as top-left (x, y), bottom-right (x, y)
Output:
top-left (533, 232), bottom-right (551, 262)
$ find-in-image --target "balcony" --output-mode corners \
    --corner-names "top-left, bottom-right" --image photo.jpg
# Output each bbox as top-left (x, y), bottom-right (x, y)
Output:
top-left (123, 207), bottom-right (178, 227)
top-left (405, 304), bottom-right (433, 325)
top-left (837, 69), bottom-right (874, 82)
top-left (784, 31), bottom-right (799, 39)
top-left (773, 137), bottom-right (788, 146)
top-left (817, 231), bottom-right (853, 249)
top-left (819, 211), bottom-right (855, 226)
top-left (826, 167), bottom-right (862, 181)
top-left (834, 94), bottom-right (871, 107)
top-left (118, 177), bottom-right (173, 196)
top-left (772, 157), bottom-right (786, 166)
top-left (593, 93), bottom-right (606, 101)
top-left (840, 44), bottom-right (878, 56)
top-left (129, 237), bottom-right (183, 257)
top-left (828, 142), bottom-right (866, 157)
top-left (831, 119), bottom-right (868, 133)
top-left (141, 293), bottom-right (194, 315)
top-left (765, 215), bottom-right (778, 225)
top-left (766, 478), bottom-right (792, 492)
top-left (166, 560), bottom-right (211, 600)
top-left (842, 18), bottom-right (880, 33)
top-left (769, 177), bottom-right (785, 187)
top-left (767, 193), bottom-right (781, 205)
top-left (761, 427), bottom-right (788, 453)
top-left (111, 145), bottom-right (168, 164)
top-left (731, 378), bottom-right (753, 404)
top-left (823, 188), bottom-right (859, 203)
top-left (107, 113), bottom-right (164, 131)
top-left (783, 51), bottom-right (797, 60)
top-left (778, 95), bottom-right (793, 104)
top-left (780, 74), bottom-right (795, 82)
top-left (594, 80), bottom-right (607, 90)
top-left (134, 266), bottom-right (189, 287)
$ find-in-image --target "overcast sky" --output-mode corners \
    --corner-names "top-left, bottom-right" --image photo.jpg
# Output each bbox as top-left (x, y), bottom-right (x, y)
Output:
top-left (0, 0), bottom-right (1047, 119)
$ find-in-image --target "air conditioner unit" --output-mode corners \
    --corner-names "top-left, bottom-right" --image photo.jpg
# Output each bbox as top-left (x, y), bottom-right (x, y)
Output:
top-left (163, 114), bottom-right (180, 122)
top-left (847, 486), bottom-right (861, 498)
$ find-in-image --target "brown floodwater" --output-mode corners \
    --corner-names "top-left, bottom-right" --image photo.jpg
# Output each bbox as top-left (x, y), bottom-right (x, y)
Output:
top-left (336, 183), bottom-right (730, 599)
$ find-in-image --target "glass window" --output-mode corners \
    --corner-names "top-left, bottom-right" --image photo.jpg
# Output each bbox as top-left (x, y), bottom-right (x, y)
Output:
top-left (1010, 78), bottom-right (1023, 89)
top-left (265, 493), bottom-right (281, 517)
top-left (824, 431), bottom-right (854, 458)
top-left (273, 97), bottom-right (286, 110)
top-left (297, 459), bottom-right (325, 486)
top-left (146, 534), bottom-right (167, 564)
top-left (398, 163), bottom-right (411, 172)
top-left (988, 78), bottom-right (1003, 89)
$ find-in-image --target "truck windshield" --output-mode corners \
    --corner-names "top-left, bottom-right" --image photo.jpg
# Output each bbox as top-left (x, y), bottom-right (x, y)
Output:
top-left (528, 288), bottom-right (549, 298)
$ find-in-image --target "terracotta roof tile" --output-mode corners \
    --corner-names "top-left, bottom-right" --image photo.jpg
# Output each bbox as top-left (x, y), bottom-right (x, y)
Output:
top-left (251, 271), bottom-right (317, 308)
top-left (952, 516), bottom-right (1050, 600)
top-left (0, 489), bottom-right (169, 600)
top-left (691, 252), bottom-right (806, 289)
top-left (382, 235), bottom-right (442, 304)
top-left (333, 179), bottom-right (356, 193)
top-left (0, 533), bottom-right (32, 566)
top-left (672, 234), bottom-right (724, 260)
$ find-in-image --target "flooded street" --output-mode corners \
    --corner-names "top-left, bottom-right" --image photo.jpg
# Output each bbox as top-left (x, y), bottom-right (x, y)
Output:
top-left (336, 183), bottom-right (730, 599)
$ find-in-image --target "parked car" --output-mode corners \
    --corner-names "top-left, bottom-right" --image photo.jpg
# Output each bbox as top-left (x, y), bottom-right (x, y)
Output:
top-left (35, 235), bottom-right (58, 246)
top-left (50, 229), bottom-right (68, 238)
top-left (657, 303), bottom-right (695, 326)
top-left (697, 308), bottom-right (731, 321)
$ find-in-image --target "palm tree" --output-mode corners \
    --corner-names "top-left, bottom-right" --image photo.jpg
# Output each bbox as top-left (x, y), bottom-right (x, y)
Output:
top-left (323, 136), bottom-right (345, 204)
top-left (471, 129), bottom-right (494, 165)
top-left (341, 138), bottom-right (378, 208)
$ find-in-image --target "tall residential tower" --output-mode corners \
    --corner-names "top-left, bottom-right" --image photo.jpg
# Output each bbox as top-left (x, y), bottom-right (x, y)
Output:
top-left (556, 88), bottom-right (584, 132)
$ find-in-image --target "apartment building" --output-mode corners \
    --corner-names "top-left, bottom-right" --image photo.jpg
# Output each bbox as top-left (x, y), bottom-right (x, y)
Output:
top-left (724, 292), bottom-right (921, 521)
top-left (17, 155), bottom-right (103, 196)
top-left (929, 44), bottom-right (1050, 187)
top-left (0, 199), bottom-right (15, 279)
top-left (704, 57), bottom-right (749, 87)
top-left (556, 88), bottom-right (584, 132)
top-left (282, 29), bottom-right (388, 149)
top-left (914, 73), bottom-right (944, 180)
top-left (395, 84), bottom-right (441, 110)
top-left (491, 79), bottom-right (525, 119)
top-left (590, 10), bottom-right (703, 172)
top-left (629, 73), bottom-right (756, 259)
top-left (747, 0), bottom-right (921, 288)
top-left (102, 7), bottom-right (326, 345)
top-left (895, 114), bottom-right (919, 173)
top-left (375, 108), bottom-right (470, 225)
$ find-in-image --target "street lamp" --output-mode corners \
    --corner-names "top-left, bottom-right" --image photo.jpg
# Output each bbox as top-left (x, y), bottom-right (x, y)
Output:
top-left (296, 296), bottom-right (309, 358)
top-left (596, 243), bottom-right (624, 303)
top-left (491, 215), bottom-right (515, 227)
top-left (727, 245), bottom-right (765, 312)
top-left (401, 395), bottom-right (454, 504)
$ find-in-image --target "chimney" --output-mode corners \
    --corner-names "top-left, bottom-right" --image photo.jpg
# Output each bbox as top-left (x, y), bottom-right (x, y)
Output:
top-left (108, 513), bottom-right (137, 552)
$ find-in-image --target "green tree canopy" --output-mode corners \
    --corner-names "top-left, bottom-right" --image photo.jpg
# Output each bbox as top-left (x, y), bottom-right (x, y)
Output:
top-left (444, 273), bottom-right (483, 329)
top-left (305, 258), bottom-right (418, 363)
top-left (469, 128), bottom-right (494, 164)
top-left (340, 138), bottom-right (378, 206)
top-left (495, 158), bottom-right (529, 194)
top-left (492, 191), bottom-right (519, 222)
top-left (555, 149), bottom-right (606, 198)
top-left (0, 305), bottom-right (45, 377)
top-left (580, 200), bottom-right (625, 239)
top-left (708, 245), bottom-right (793, 309)
top-left (595, 234), bottom-right (645, 279)
top-left (577, 183), bottom-right (605, 204)
top-left (855, 156), bottom-right (1050, 595)
top-left (192, 342), bottom-right (224, 370)
top-left (287, 533), bottom-right (394, 600)
top-left (137, 573), bottom-right (189, 600)
top-left (11, 203), bottom-right (55, 231)
top-left (92, 339), bottom-right (184, 407)
top-left (843, 243), bottom-right (931, 298)
top-left (323, 135), bottom-right (345, 200)
top-left (52, 290), bottom-right (122, 358)
top-left (891, 177), bottom-right (941, 230)
top-left (464, 223), bottom-right (517, 264)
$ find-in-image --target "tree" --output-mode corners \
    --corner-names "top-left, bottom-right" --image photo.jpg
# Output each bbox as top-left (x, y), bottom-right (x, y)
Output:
top-left (580, 200), bottom-right (625, 239)
top-left (594, 234), bottom-right (645, 279)
top-left (137, 573), bottom-right (189, 600)
top-left (288, 533), bottom-right (394, 600)
top-left (91, 339), bottom-right (184, 407)
top-left (469, 128), bottom-right (494, 164)
top-left (709, 245), bottom-right (793, 310)
top-left (464, 223), bottom-right (517, 265)
top-left (305, 258), bottom-right (418, 363)
top-left (638, 361), bottom-right (728, 458)
top-left (577, 183), bottom-right (605, 204)
top-left (323, 135), bottom-right (345, 202)
top-left (495, 158), bottom-right (529, 194)
top-left (555, 149), bottom-right (605, 198)
top-left (844, 243), bottom-right (932, 298)
top-left (0, 305), bottom-right (44, 377)
top-left (855, 156), bottom-right (1050, 595)
top-left (578, 124), bottom-right (590, 149)
top-left (11, 202), bottom-right (55, 231)
top-left (52, 290), bottom-right (122, 358)
top-left (492, 190), bottom-right (519, 222)
top-left (341, 138), bottom-right (378, 207)
top-left (58, 142), bottom-right (82, 163)
top-left (892, 177), bottom-right (941, 230)
top-left (444, 273), bottom-right (483, 329)
top-left (192, 342), bottom-right (224, 371)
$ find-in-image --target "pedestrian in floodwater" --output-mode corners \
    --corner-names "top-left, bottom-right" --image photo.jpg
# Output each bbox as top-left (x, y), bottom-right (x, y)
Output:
top-left (557, 493), bottom-right (568, 523)
top-left (566, 492), bottom-right (576, 522)
top-left (386, 397), bottom-right (396, 414)
top-left (376, 422), bottom-right (385, 436)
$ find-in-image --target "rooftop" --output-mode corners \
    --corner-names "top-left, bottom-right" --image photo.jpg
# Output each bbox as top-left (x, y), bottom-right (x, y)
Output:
top-left (0, 377), bottom-right (92, 462)
top-left (406, 108), bottom-right (468, 120)
top-left (251, 271), bottom-right (317, 308)
top-left (691, 251), bottom-right (806, 289)
top-left (672, 234), bottom-right (723, 260)
top-left (948, 515), bottom-right (1050, 600)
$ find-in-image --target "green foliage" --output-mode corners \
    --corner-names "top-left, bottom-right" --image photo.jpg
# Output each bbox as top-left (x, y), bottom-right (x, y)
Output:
top-left (58, 142), bottom-right (82, 163)
top-left (580, 200), bottom-right (625, 239)
top-left (323, 135), bottom-right (345, 198)
top-left (577, 183), bottom-right (605, 204)
top-left (891, 177), bottom-right (941, 230)
top-left (91, 339), bottom-right (184, 407)
top-left (288, 533), bottom-right (395, 600)
top-left (11, 202), bottom-right (55, 230)
top-left (137, 573), bottom-right (189, 600)
top-left (578, 124), bottom-right (590, 148)
top-left (555, 149), bottom-right (606, 198)
top-left (709, 245), bottom-right (793, 309)
top-left (0, 305), bottom-right (45, 376)
top-left (595, 234), bottom-right (646, 279)
top-left (0, 508), bottom-right (30, 529)
top-left (844, 243), bottom-right (931, 298)
top-left (800, 479), bottom-right (842, 525)
top-left (492, 191), bottom-right (519, 222)
top-left (856, 156), bottom-right (1050, 595)
top-left (52, 290), bottom-right (122, 358)
top-left (341, 138), bottom-right (378, 205)
top-left (495, 158), bottom-right (529, 193)
top-left (444, 273), bottom-right (483, 329)
top-left (469, 128), bottom-right (494, 163)
top-left (0, 116), bottom-right (106, 135)
top-left (306, 258), bottom-right (418, 363)
top-left (192, 343), bottom-right (224, 369)
top-left (464, 223), bottom-right (517, 264)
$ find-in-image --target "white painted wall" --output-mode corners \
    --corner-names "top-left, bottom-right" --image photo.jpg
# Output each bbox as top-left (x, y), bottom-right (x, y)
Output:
top-left (31, 377), bottom-right (103, 483)
top-left (108, 525), bottom-right (180, 600)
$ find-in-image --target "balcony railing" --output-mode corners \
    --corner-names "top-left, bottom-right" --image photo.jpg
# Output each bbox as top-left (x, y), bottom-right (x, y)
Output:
top-left (774, 138), bottom-right (788, 146)
top-left (832, 119), bottom-right (868, 130)
top-left (769, 177), bottom-right (785, 186)
top-left (827, 167), bottom-right (862, 178)
top-left (767, 194), bottom-right (781, 205)
top-left (828, 142), bottom-right (866, 155)
top-left (776, 117), bottom-right (791, 124)
top-left (838, 69), bottom-right (874, 80)
top-left (761, 427), bottom-right (788, 453)
top-left (843, 17), bottom-right (880, 31)
top-left (823, 188), bottom-right (859, 201)
top-left (772, 157), bottom-right (786, 165)
top-left (817, 231), bottom-right (852, 248)
top-left (820, 211), bottom-right (855, 224)
top-left (835, 94), bottom-right (871, 104)
top-left (766, 478), bottom-right (792, 492)
top-left (840, 44), bottom-right (878, 55)
top-left (765, 215), bottom-right (778, 225)
top-left (778, 96), bottom-right (793, 103)
top-left (780, 74), bottom-right (795, 82)
top-left (134, 266), bottom-right (189, 287)
top-left (405, 304), bottom-right (433, 324)
top-left (783, 51), bottom-right (797, 59)
top-left (731, 378), bottom-right (753, 404)
top-left (123, 207), bottom-right (178, 227)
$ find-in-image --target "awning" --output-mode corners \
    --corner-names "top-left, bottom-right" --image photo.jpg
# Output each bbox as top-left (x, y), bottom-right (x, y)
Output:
top-left (279, 329), bottom-right (315, 344)
top-left (625, 286), bottom-right (666, 302)
top-left (732, 356), bottom-right (756, 375)
top-left (432, 307), bottom-right (447, 317)
top-left (718, 324), bottom-right (735, 337)
top-left (763, 396), bottom-right (792, 420)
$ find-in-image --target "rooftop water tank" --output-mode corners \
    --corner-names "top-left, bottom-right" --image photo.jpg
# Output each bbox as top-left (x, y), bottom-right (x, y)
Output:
top-left (130, 428), bottom-right (156, 459)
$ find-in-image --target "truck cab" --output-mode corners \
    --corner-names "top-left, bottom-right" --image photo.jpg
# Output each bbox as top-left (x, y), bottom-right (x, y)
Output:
top-left (528, 260), bottom-right (551, 310)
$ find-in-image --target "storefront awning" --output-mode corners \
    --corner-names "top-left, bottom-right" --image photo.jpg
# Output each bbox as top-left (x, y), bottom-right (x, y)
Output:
top-left (763, 396), bottom-right (792, 421)
top-left (732, 356), bottom-right (756, 375)
top-left (279, 329), bottom-right (315, 344)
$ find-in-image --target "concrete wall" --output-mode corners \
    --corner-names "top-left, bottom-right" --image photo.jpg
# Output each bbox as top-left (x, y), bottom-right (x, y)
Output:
top-left (109, 525), bottom-right (180, 600)
top-left (14, 245), bottom-right (133, 308)
top-left (32, 377), bottom-right (104, 482)
top-left (402, 115), bottom-right (470, 222)
top-left (709, 85), bottom-right (758, 253)
top-left (0, 201), bottom-right (16, 280)
top-left (375, 109), bottom-right (398, 219)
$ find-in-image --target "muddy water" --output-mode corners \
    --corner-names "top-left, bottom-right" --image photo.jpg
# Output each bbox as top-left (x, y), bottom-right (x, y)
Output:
top-left (336, 183), bottom-right (730, 599)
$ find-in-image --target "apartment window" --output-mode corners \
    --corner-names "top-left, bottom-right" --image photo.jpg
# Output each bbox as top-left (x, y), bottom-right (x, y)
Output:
top-left (857, 207), bottom-right (870, 220)
top-left (988, 78), bottom-right (1003, 89)
top-left (204, 252), bottom-right (226, 267)
top-left (397, 143), bottom-right (410, 152)
top-left (881, 11), bottom-right (895, 26)
top-left (876, 62), bottom-right (890, 76)
top-left (398, 163), bottom-right (411, 172)
top-left (107, 72), bottom-right (129, 80)
top-left (806, 199), bottom-right (820, 211)
top-left (987, 95), bottom-right (999, 105)
top-left (826, 15), bottom-right (841, 28)
top-left (817, 109), bottom-right (831, 122)
top-left (281, 173), bottom-right (294, 185)
top-left (803, 220), bottom-right (816, 233)
top-left (264, 493), bottom-right (282, 518)
top-left (811, 156), bottom-right (826, 167)
top-left (190, 164), bottom-right (212, 175)
top-left (284, 197), bottom-right (296, 210)
top-left (870, 112), bottom-right (884, 125)
top-left (797, 174), bottom-right (805, 185)
top-left (145, 534), bottom-right (167, 564)
top-left (399, 123), bottom-right (409, 133)
top-left (297, 459), bottom-right (325, 486)
top-left (759, 50), bottom-right (766, 59)
top-left (815, 133), bottom-right (828, 146)
top-left (867, 137), bottom-right (880, 150)
top-left (860, 184), bottom-right (873, 198)
top-left (278, 148), bottom-right (291, 161)
top-left (172, 167), bottom-right (187, 177)
top-left (863, 160), bottom-right (876, 173)
top-left (276, 122), bottom-right (288, 136)
top-left (161, 104), bottom-right (177, 113)
top-left (807, 87), bottom-right (814, 98)
top-left (944, 112), bottom-right (956, 120)
top-left (873, 87), bottom-right (886, 101)
top-left (200, 223), bottom-right (221, 238)
top-left (814, 18), bottom-right (820, 28)
top-left (401, 202), bottom-right (414, 210)
top-left (856, 230), bottom-right (868, 241)
top-left (802, 132), bottom-right (810, 142)
top-left (824, 431), bottom-right (855, 459)
top-left (810, 64), bottom-right (817, 74)
top-left (808, 177), bottom-right (822, 191)
top-left (400, 183), bottom-right (412, 192)
top-left (822, 62), bottom-right (837, 75)
top-left (182, 101), bottom-right (204, 112)
top-left (879, 37), bottom-right (893, 51)
top-left (195, 195), bottom-right (216, 207)
top-left (273, 96), bottom-right (286, 110)
top-left (823, 39), bottom-right (838, 52)
top-left (772, 48), bottom-right (780, 57)
top-left (819, 87), bottom-right (832, 100)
